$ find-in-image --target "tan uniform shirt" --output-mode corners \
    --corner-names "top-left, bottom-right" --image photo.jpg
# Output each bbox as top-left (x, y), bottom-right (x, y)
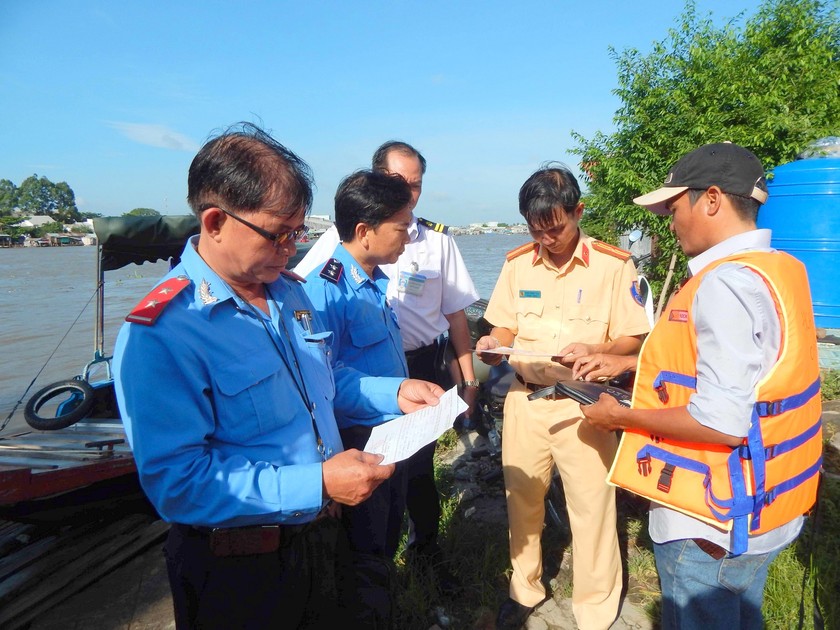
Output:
top-left (484, 231), bottom-right (651, 385)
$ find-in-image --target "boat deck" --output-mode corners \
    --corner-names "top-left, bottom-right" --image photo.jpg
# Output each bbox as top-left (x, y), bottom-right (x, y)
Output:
top-left (0, 420), bottom-right (135, 504)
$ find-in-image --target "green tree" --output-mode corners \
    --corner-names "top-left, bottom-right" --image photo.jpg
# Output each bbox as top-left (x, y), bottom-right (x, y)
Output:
top-left (16, 174), bottom-right (82, 223)
top-left (123, 207), bottom-right (160, 216)
top-left (573, 0), bottom-right (840, 293)
top-left (0, 215), bottom-right (26, 238)
top-left (0, 179), bottom-right (18, 216)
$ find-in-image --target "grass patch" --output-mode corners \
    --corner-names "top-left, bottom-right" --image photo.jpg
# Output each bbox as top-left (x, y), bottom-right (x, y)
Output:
top-left (821, 368), bottom-right (840, 401)
top-left (393, 445), bottom-right (510, 628)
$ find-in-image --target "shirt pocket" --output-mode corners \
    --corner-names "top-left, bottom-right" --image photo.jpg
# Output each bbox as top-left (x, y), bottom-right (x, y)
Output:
top-left (565, 304), bottom-right (611, 342)
top-left (402, 269), bottom-right (442, 306)
top-left (515, 299), bottom-right (546, 343)
top-left (302, 331), bottom-right (336, 402)
top-left (348, 320), bottom-right (389, 374)
top-left (213, 353), bottom-right (295, 440)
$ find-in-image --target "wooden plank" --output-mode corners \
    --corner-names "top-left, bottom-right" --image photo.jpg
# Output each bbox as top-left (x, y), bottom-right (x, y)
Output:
top-left (0, 515), bottom-right (147, 600)
top-left (0, 516), bottom-right (169, 630)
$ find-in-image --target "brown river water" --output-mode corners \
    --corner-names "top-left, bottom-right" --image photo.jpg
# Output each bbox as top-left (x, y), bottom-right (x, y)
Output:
top-left (0, 232), bottom-right (529, 431)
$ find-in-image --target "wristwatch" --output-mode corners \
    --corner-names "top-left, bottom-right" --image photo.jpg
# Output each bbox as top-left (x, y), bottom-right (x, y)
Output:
top-left (462, 380), bottom-right (480, 388)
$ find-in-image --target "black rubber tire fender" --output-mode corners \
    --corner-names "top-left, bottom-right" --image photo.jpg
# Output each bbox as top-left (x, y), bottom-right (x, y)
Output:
top-left (24, 379), bottom-right (96, 430)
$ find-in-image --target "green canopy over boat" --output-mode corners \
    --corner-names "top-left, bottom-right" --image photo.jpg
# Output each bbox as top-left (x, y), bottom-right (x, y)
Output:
top-left (93, 215), bottom-right (200, 272)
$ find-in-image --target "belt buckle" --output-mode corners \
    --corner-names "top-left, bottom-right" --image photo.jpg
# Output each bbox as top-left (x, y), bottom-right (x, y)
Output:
top-left (209, 525), bottom-right (282, 557)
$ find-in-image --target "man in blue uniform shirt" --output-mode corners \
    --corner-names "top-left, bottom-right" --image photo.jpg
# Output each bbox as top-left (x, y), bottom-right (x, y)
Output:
top-left (112, 123), bottom-right (443, 629)
top-left (296, 142), bottom-right (479, 591)
top-left (303, 169), bottom-right (414, 626)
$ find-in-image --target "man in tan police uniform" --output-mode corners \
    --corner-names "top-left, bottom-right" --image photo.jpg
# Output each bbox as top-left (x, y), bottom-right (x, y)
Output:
top-left (476, 165), bottom-right (650, 630)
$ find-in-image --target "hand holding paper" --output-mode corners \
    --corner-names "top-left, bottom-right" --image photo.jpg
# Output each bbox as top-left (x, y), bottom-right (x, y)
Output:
top-left (363, 386), bottom-right (467, 465)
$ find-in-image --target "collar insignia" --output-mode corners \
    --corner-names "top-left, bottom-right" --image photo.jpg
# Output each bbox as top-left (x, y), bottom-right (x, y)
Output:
top-left (350, 264), bottom-right (364, 284)
top-left (199, 279), bottom-right (218, 305)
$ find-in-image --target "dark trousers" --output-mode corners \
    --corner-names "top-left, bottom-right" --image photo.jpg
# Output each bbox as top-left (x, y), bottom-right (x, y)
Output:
top-left (340, 424), bottom-right (407, 628)
top-left (164, 517), bottom-right (352, 629)
top-left (340, 425), bottom-right (408, 558)
top-left (404, 337), bottom-right (454, 553)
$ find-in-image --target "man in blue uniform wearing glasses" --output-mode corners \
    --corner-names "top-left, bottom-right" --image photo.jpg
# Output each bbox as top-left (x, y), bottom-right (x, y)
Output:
top-left (113, 123), bottom-right (443, 629)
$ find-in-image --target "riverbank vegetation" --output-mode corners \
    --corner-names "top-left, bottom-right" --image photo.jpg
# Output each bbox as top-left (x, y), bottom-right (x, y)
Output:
top-left (576, 0), bottom-right (840, 295)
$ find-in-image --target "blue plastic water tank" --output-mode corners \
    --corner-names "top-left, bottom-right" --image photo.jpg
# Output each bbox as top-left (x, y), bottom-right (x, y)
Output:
top-left (757, 157), bottom-right (840, 329)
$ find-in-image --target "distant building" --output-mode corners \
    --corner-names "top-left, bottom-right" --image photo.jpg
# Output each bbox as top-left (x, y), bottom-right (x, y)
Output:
top-left (305, 214), bottom-right (333, 237)
top-left (14, 215), bottom-right (54, 229)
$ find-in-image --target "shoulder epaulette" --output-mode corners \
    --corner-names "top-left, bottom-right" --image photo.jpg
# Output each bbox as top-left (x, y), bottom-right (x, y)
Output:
top-left (506, 242), bottom-right (538, 262)
top-left (281, 269), bottom-right (306, 283)
top-left (592, 240), bottom-right (632, 262)
top-left (417, 217), bottom-right (449, 234)
top-left (319, 258), bottom-right (343, 284)
top-left (125, 276), bottom-right (190, 326)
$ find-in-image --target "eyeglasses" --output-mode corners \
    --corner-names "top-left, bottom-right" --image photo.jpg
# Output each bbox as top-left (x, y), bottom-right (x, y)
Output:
top-left (219, 208), bottom-right (309, 248)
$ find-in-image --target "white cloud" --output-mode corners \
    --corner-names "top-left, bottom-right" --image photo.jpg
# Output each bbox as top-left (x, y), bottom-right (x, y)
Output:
top-left (108, 122), bottom-right (199, 152)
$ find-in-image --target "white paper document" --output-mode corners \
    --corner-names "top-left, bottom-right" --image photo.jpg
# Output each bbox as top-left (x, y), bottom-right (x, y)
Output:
top-left (479, 347), bottom-right (574, 380)
top-left (480, 346), bottom-right (558, 358)
top-left (363, 386), bottom-right (468, 465)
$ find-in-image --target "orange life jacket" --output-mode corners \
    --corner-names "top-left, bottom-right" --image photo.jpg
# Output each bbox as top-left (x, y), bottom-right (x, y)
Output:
top-left (608, 251), bottom-right (823, 555)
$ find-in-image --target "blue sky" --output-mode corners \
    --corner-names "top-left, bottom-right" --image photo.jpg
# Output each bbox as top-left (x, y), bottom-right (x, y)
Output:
top-left (1, 0), bottom-right (759, 225)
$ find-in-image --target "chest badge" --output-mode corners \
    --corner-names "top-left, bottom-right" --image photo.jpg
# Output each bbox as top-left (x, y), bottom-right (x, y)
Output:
top-left (668, 309), bottom-right (689, 323)
top-left (519, 290), bottom-right (541, 298)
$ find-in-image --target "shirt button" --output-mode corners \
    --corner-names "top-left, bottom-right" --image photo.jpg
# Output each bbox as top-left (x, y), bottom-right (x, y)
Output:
top-left (293, 512), bottom-right (302, 518)
top-left (327, 448), bottom-right (334, 456)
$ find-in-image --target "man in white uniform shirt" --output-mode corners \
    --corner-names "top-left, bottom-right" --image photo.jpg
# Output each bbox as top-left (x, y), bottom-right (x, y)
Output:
top-left (295, 141), bottom-right (479, 588)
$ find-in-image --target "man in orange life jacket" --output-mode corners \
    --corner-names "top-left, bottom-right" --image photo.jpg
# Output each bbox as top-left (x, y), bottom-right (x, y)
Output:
top-left (580, 143), bottom-right (822, 630)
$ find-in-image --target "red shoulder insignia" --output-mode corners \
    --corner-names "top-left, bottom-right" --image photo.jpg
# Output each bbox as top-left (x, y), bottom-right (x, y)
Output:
top-left (506, 242), bottom-right (538, 262)
top-left (281, 269), bottom-right (306, 283)
top-left (125, 276), bottom-right (190, 326)
top-left (592, 240), bottom-right (631, 262)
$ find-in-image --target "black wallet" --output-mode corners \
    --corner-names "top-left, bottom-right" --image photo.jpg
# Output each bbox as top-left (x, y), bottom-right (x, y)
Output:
top-left (553, 380), bottom-right (632, 407)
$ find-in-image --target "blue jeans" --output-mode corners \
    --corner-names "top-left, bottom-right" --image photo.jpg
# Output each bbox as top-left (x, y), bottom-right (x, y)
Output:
top-left (654, 538), bottom-right (781, 630)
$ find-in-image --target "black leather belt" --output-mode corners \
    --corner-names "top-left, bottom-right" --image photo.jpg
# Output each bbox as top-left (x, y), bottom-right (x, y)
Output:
top-left (405, 338), bottom-right (441, 359)
top-left (692, 538), bottom-right (727, 560)
top-left (175, 504), bottom-right (332, 557)
top-left (515, 374), bottom-right (566, 401)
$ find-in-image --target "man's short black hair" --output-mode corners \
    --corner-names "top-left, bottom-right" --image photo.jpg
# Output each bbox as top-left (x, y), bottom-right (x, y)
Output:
top-left (686, 188), bottom-right (761, 221)
top-left (187, 122), bottom-right (314, 218)
top-left (334, 170), bottom-right (412, 242)
top-left (518, 164), bottom-right (581, 230)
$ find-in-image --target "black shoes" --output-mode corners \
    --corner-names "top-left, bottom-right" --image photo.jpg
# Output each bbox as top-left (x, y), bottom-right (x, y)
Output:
top-left (495, 597), bottom-right (535, 630)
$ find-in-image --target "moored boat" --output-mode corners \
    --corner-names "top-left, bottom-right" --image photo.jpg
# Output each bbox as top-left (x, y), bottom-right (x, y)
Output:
top-left (0, 216), bottom-right (201, 523)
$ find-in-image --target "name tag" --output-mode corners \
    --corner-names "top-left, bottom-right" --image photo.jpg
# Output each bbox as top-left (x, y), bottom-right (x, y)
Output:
top-left (398, 271), bottom-right (426, 296)
top-left (519, 290), bottom-right (541, 298)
